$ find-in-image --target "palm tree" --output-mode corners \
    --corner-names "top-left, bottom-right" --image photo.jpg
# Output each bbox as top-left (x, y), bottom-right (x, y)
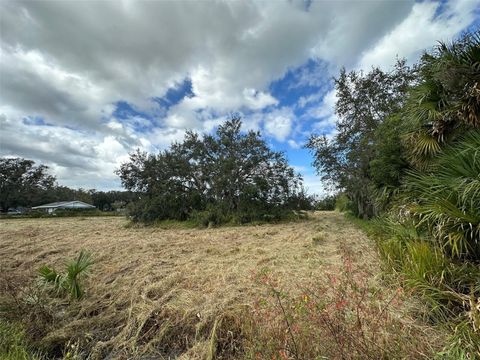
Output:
top-left (403, 30), bottom-right (480, 169)
top-left (39, 250), bottom-right (93, 300)
top-left (405, 131), bottom-right (480, 260)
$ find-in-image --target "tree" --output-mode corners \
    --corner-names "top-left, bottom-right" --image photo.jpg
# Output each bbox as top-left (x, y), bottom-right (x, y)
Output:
top-left (0, 158), bottom-right (56, 211)
top-left (403, 30), bottom-right (480, 169)
top-left (306, 60), bottom-right (416, 218)
top-left (116, 118), bottom-right (305, 223)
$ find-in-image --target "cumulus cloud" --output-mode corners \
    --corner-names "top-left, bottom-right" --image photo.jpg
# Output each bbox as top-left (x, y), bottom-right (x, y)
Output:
top-left (307, 89), bottom-right (337, 119)
top-left (0, 1), bottom-right (416, 128)
top-left (0, 109), bottom-right (135, 189)
top-left (264, 107), bottom-right (294, 141)
top-left (358, 0), bottom-right (480, 70)
top-left (0, 0), bottom-right (478, 191)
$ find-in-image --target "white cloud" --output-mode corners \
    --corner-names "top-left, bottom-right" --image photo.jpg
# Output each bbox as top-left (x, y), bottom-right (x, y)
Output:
top-left (307, 89), bottom-right (337, 119)
top-left (0, 107), bottom-right (147, 189)
top-left (358, 0), bottom-right (480, 70)
top-left (243, 88), bottom-right (278, 110)
top-left (0, 0), bottom-right (478, 191)
top-left (288, 139), bottom-right (302, 149)
top-left (264, 107), bottom-right (294, 141)
top-left (0, 0), bottom-right (418, 132)
top-left (298, 92), bottom-right (323, 108)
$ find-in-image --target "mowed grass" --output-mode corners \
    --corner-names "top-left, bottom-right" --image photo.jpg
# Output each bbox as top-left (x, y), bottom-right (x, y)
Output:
top-left (0, 213), bottom-right (438, 359)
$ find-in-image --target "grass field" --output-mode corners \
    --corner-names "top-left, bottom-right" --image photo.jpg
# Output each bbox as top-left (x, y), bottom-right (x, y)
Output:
top-left (0, 212), bottom-right (441, 359)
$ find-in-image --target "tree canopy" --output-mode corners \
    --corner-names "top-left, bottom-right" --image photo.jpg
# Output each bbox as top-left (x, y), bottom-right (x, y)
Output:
top-left (0, 158), bottom-right (56, 212)
top-left (117, 118), bottom-right (309, 224)
top-left (306, 59), bottom-right (416, 218)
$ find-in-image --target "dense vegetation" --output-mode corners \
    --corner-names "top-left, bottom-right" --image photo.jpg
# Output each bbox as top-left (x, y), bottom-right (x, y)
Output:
top-left (117, 118), bottom-right (313, 225)
top-left (308, 30), bottom-right (480, 357)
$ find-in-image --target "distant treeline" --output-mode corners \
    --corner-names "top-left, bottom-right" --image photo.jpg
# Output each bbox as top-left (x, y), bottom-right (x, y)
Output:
top-left (0, 157), bottom-right (136, 212)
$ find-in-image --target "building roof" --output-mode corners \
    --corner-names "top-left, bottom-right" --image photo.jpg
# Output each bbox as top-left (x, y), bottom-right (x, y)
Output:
top-left (32, 201), bottom-right (96, 209)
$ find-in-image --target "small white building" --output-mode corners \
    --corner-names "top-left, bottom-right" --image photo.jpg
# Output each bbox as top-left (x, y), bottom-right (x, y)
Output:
top-left (32, 201), bottom-right (96, 214)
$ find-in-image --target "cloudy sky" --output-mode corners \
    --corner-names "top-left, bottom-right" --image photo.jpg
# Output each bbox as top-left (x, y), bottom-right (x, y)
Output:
top-left (1, 0), bottom-right (479, 194)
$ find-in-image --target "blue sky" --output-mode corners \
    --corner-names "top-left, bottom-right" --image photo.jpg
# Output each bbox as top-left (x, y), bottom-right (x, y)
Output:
top-left (1, 0), bottom-right (479, 194)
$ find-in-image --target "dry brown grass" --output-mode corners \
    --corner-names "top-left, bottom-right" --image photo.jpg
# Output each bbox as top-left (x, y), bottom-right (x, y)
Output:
top-left (0, 212), bottom-right (437, 359)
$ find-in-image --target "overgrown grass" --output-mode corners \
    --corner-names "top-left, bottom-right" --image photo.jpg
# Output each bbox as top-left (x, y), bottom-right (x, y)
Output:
top-left (247, 239), bottom-right (444, 359)
top-left (0, 213), bottom-right (334, 358)
top-left (349, 214), bottom-right (480, 358)
top-left (0, 321), bottom-right (46, 360)
top-left (0, 212), bottom-right (458, 359)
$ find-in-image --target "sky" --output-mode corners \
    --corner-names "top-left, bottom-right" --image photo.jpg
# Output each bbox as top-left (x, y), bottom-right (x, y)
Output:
top-left (1, 0), bottom-right (479, 195)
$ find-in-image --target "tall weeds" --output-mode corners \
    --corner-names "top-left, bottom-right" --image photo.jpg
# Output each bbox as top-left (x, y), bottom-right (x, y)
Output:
top-left (248, 242), bottom-right (442, 359)
top-left (363, 216), bottom-right (480, 357)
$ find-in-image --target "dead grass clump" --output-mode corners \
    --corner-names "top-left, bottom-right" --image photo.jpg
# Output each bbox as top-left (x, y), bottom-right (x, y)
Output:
top-left (207, 306), bottom-right (254, 360)
top-left (312, 233), bottom-right (326, 245)
top-left (85, 303), bottom-right (254, 359)
top-left (0, 271), bottom-right (56, 345)
top-left (136, 306), bottom-right (197, 352)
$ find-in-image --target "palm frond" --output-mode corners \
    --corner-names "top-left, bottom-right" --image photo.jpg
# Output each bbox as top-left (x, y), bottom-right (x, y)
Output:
top-left (65, 250), bottom-right (93, 299)
top-left (38, 250), bottom-right (93, 300)
top-left (404, 131), bottom-right (480, 260)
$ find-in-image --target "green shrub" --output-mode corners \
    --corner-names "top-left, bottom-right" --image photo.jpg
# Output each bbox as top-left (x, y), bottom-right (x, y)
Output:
top-left (53, 209), bottom-right (102, 217)
top-left (316, 195), bottom-right (336, 211)
top-left (191, 205), bottom-right (230, 227)
top-left (26, 211), bottom-right (47, 218)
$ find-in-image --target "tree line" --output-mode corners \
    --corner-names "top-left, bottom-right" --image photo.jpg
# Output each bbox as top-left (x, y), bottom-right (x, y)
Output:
top-left (307, 30), bottom-right (479, 252)
top-left (1, 119), bottom-right (318, 220)
top-left (0, 157), bottom-right (136, 212)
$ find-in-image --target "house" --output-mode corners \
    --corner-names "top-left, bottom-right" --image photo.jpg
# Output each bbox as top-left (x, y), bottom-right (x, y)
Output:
top-left (32, 201), bottom-right (96, 214)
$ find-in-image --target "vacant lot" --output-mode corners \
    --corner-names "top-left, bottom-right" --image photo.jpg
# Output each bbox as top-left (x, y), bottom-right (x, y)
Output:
top-left (0, 213), bottom-right (435, 359)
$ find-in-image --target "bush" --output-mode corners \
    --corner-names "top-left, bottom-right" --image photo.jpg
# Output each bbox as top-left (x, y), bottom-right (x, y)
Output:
top-left (191, 204), bottom-right (230, 227)
top-left (118, 119), bottom-right (309, 225)
top-left (405, 131), bottom-right (480, 260)
top-left (189, 204), bottom-right (306, 228)
top-left (53, 209), bottom-right (102, 217)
